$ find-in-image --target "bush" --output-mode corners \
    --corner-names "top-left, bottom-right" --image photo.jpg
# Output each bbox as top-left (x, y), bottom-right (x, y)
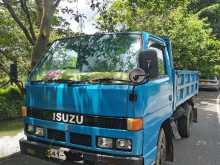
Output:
top-left (0, 87), bottom-right (24, 121)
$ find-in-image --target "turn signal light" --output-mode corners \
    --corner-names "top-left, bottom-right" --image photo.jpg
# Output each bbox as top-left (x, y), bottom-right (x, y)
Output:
top-left (127, 118), bottom-right (143, 131)
top-left (21, 106), bottom-right (27, 117)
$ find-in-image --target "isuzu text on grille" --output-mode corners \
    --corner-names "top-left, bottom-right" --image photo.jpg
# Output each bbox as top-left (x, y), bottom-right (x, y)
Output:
top-left (52, 112), bottom-right (84, 125)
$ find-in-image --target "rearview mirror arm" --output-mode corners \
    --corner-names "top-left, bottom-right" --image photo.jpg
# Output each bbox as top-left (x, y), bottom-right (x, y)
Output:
top-left (129, 73), bottom-right (150, 102)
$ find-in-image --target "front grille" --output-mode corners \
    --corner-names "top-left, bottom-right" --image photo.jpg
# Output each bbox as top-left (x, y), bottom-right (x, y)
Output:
top-left (70, 133), bottom-right (91, 146)
top-left (27, 108), bottom-right (127, 130)
top-left (47, 129), bottom-right (65, 142)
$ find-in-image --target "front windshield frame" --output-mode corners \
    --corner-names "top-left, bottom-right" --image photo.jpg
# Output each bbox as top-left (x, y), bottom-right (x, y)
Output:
top-left (28, 32), bottom-right (143, 84)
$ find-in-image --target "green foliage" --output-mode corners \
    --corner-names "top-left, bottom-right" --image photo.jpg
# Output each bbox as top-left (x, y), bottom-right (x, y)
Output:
top-left (213, 65), bottom-right (220, 75)
top-left (189, 0), bottom-right (219, 12)
top-left (0, 9), bottom-right (31, 83)
top-left (189, 0), bottom-right (220, 40)
top-left (167, 8), bottom-right (220, 70)
top-left (0, 87), bottom-right (24, 121)
top-left (97, 0), bottom-right (189, 31)
top-left (97, 0), bottom-right (220, 74)
top-left (197, 3), bottom-right (220, 39)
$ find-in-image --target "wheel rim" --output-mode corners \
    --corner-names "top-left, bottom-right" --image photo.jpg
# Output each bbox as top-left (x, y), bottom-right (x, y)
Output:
top-left (156, 129), bottom-right (167, 165)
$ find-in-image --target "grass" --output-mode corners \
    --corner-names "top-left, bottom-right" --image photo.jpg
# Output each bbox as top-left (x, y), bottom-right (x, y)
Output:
top-left (0, 87), bottom-right (24, 121)
top-left (0, 118), bottom-right (24, 137)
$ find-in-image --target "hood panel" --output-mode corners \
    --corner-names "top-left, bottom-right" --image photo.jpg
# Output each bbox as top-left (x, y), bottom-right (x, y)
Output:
top-left (26, 83), bottom-right (132, 117)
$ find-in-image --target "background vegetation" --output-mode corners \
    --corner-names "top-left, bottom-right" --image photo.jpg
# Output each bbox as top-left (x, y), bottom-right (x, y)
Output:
top-left (0, 87), bottom-right (23, 120)
top-left (97, 0), bottom-right (220, 75)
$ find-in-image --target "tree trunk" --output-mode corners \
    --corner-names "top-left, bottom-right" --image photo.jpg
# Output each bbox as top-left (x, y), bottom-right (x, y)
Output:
top-left (31, 0), bottom-right (57, 68)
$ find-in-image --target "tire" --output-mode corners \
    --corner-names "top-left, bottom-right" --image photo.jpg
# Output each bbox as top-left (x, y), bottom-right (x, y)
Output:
top-left (156, 128), bottom-right (167, 165)
top-left (177, 104), bottom-right (193, 138)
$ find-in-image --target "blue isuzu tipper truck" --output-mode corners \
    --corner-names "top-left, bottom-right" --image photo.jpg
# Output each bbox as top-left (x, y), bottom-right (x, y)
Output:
top-left (16, 32), bottom-right (198, 165)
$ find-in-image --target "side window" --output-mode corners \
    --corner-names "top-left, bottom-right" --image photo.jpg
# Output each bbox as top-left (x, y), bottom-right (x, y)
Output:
top-left (148, 41), bottom-right (166, 77)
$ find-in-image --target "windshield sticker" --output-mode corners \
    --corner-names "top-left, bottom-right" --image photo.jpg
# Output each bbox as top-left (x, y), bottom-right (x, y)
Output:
top-left (44, 70), bottom-right (63, 80)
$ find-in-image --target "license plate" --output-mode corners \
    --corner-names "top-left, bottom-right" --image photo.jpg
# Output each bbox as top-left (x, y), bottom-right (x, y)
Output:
top-left (47, 148), bottom-right (67, 160)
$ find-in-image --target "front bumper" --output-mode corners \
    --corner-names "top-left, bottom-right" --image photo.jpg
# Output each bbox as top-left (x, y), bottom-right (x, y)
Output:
top-left (19, 138), bottom-right (143, 165)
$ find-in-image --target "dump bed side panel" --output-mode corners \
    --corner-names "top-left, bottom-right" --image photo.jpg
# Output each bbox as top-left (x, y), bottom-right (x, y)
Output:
top-left (174, 70), bottom-right (199, 109)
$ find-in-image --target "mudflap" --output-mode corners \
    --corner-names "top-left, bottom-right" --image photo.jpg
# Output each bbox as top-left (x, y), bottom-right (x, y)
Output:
top-left (188, 98), bottom-right (198, 123)
top-left (192, 107), bottom-right (198, 123)
top-left (170, 119), bottom-right (181, 140)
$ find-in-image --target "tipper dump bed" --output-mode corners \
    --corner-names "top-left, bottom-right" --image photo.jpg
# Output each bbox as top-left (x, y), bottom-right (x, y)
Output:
top-left (174, 70), bottom-right (199, 108)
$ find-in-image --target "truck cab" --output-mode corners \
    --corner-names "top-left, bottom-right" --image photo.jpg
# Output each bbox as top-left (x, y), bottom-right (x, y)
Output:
top-left (19, 32), bottom-right (198, 165)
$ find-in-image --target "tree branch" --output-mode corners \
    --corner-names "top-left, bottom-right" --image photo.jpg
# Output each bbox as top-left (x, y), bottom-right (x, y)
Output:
top-left (54, 0), bottom-right (61, 8)
top-left (31, 0), bottom-right (60, 67)
top-left (0, 80), bottom-right (10, 88)
top-left (35, 0), bottom-right (43, 27)
top-left (2, 0), bottom-right (35, 45)
top-left (20, 0), bottom-right (36, 42)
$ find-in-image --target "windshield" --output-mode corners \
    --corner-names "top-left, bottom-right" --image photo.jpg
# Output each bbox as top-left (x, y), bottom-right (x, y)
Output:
top-left (30, 33), bottom-right (142, 83)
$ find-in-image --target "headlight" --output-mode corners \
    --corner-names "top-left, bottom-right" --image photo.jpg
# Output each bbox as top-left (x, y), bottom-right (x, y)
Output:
top-left (116, 139), bottom-right (132, 151)
top-left (97, 137), bottom-right (113, 149)
top-left (34, 127), bottom-right (44, 137)
top-left (26, 124), bottom-right (35, 133)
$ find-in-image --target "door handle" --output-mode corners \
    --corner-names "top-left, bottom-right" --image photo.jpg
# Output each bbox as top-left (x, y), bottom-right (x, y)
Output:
top-left (169, 95), bottom-right (172, 101)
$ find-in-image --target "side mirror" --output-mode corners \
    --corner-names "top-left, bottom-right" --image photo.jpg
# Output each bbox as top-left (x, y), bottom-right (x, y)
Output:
top-left (129, 68), bottom-right (146, 83)
top-left (138, 49), bottom-right (159, 79)
top-left (9, 62), bottom-right (18, 83)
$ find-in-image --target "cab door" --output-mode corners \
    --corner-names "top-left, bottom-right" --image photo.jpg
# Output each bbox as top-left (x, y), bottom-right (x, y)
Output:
top-left (147, 38), bottom-right (173, 113)
top-left (141, 37), bottom-right (174, 163)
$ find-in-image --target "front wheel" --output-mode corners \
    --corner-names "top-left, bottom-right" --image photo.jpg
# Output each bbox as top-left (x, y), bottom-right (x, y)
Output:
top-left (156, 128), bottom-right (167, 165)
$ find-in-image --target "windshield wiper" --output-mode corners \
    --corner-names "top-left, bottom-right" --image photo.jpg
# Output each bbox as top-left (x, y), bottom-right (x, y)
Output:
top-left (30, 78), bottom-right (130, 85)
top-left (30, 79), bottom-right (88, 85)
top-left (44, 79), bottom-right (69, 83)
top-left (46, 79), bottom-right (91, 85)
top-left (30, 80), bottom-right (44, 83)
top-left (90, 78), bottom-right (130, 83)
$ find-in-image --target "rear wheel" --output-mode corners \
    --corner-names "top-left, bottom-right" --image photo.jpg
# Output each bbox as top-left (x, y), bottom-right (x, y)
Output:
top-left (178, 104), bottom-right (193, 138)
top-left (156, 128), bottom-right (167, 165)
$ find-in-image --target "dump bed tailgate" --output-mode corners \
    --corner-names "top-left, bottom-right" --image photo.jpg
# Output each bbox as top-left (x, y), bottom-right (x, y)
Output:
top-left (174, 70), bottom-right (199, 109)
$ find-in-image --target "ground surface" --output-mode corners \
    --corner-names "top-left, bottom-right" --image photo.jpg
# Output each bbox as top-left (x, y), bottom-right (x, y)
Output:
top-left (0, 119), bottom-right (24, 158)
top-left (0, 91), bottom-right (219, 165)
top-left (0, 119), bottom-right (23, 137)
top-left (173, 90), bottom-right (220, 165)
